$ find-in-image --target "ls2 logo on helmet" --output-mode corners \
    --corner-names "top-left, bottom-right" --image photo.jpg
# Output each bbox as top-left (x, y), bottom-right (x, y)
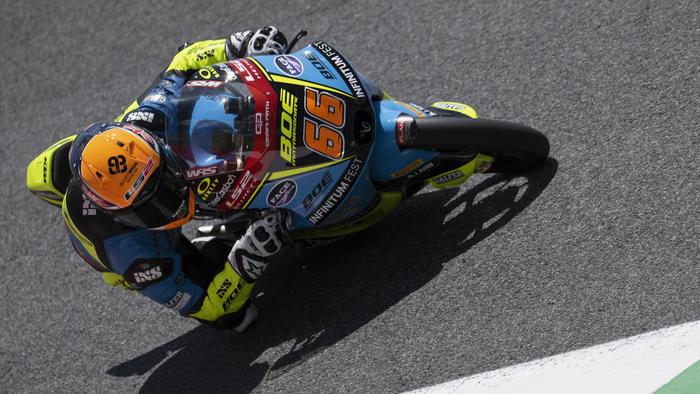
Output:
top-left (108, 155), bottom-right (127, 174)
top-left (266, 180), bottom-right (297, 207)
top-left (275, 55), bottom-right (303, 76)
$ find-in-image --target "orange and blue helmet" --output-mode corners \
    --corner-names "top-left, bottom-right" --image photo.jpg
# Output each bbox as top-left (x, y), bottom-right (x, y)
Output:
top-left (69, 122), bottom-right (195, 230)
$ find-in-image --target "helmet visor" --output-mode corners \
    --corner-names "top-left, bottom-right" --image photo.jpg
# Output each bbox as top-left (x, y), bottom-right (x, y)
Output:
top-left (113, 153), bottom-right (195, 230)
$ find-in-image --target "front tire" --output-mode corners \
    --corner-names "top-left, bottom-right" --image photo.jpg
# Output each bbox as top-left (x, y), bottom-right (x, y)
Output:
top-left (397, 116), bottom-right (550, 173)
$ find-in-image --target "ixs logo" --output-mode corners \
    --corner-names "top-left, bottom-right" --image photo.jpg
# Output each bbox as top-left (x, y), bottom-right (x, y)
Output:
top-left (195, 48), bottom-right (215, 62)
top-left (133, 266), bottom-right (162, 284)
top-left (303, 51), bottom-right (335, 79)
top-left (216, 278), bottom-right (232, 298)
top-left (279, 88), bottom-right (298, 165)
top-left (274, 55), bottom-right (304, 76)
top-left (125, 258), bottom-right (172, 289)
top-left (266, 180), bottom-right (297, 207)
top-left (185, 166), bottom-right (217, 179)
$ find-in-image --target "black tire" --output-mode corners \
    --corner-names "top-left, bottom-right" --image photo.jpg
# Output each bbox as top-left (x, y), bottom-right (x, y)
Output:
top-left (401, 116), bottom-right (550, 173)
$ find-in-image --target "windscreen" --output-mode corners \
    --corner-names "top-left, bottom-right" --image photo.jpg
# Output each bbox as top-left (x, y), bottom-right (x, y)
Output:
top-left (166, 83), bottom-right (255, 173)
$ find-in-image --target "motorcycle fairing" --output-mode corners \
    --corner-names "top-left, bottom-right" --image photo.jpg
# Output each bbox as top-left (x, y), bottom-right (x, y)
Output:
top-left (169, 42), bottom-right (380, 228)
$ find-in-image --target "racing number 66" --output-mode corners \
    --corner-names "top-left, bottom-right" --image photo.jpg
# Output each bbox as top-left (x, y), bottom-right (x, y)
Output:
top-left (304, 88), bottom-right (345, 160)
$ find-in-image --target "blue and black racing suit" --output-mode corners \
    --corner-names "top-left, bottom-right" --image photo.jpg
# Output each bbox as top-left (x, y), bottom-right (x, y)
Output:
top-left (61, 37), bottom-right (277, 329)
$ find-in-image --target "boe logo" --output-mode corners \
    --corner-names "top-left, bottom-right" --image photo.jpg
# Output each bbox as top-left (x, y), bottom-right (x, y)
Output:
top-left (274, 55), bottom-right (304, 76)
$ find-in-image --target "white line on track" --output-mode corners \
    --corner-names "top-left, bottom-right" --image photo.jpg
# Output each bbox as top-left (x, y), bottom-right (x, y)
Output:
top-left (407, 320), bottom-right (700, 393)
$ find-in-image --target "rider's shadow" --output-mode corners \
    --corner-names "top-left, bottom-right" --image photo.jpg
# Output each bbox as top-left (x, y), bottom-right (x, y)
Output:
top-left (107, 159), bottom-right (558, 393)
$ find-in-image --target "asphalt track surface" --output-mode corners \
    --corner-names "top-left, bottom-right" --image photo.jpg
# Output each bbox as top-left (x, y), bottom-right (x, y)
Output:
top-left (1, 1), bottom-right (698, 392)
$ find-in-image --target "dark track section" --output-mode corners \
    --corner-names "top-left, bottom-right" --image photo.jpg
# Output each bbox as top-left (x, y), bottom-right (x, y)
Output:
top-left (1, 1), bottom-right (698, 392)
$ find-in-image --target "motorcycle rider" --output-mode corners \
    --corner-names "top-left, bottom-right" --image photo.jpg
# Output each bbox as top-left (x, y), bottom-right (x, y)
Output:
top-left (26, 27), bottom-right (290, 331)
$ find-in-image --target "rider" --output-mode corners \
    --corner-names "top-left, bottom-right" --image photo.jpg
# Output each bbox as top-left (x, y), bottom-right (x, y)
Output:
top-left (26, 26), bottom-right (289, 331)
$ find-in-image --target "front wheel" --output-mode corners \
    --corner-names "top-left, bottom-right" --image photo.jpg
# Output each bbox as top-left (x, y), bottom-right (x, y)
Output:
top-left (396, 116), bottom-right (550, 173)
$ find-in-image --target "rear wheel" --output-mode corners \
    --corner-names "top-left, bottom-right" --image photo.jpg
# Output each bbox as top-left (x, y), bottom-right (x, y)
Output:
top-left (396, 116), bottom-right (550, 173)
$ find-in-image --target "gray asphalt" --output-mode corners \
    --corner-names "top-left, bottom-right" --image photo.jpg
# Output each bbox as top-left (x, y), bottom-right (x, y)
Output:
top-left (1, 0), bottom-right (698, 393)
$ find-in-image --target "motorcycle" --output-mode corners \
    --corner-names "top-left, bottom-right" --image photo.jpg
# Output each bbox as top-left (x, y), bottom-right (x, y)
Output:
top-left (167, 33), bottom-right (549, 244)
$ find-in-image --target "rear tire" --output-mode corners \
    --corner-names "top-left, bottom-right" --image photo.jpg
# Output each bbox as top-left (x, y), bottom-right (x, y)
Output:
top-left (398, 116), bottom-right (550, 173)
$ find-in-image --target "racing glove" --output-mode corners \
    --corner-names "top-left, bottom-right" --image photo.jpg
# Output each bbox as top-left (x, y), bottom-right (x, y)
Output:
top-left (188, 212), bottom-right (284, 330)
top-left (226, 26), bottom-right (288, 59)
top-left (228, 211), bottom-right (285, 282)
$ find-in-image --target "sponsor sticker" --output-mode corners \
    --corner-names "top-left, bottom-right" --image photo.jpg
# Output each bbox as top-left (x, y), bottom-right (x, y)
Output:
top-left (432, 169), bottom-right (464, 184)
top-left (197, 66), bottom-right (220, 80)
top-left (266, 180), bottom-right (297, 207)
top-left (255, 112), bottom-right (262, 135)
top-left (144, 93), bottom-right (166, 104)
top-left (303, 50), bottom-right (335, 79)
top-left (196, 174), bottom-right (236, 207)
top-left (81, 194), bottom-right (97, 216)
top-left (222, 279), bottom-right (246, 312)
top-left (224, 171), bottom-right (260, 209)
top-left (132, 265), bottom-right (162, 284)
top-left (124, 157), bottom-right (154, 201)
top-left (307, 157), bottom-right (363, 224)
top-left (165, 291), bottom-right (191, 311)
top-left (408, 103), bottom-right (437, 117)
top-left (433, 102), bottom-right (466, 111)
top-left (185, 80), bottom-right (223, 88)
top-left (196, 177), bottom-right (217, 197)
top-left (407, 161), bottom-right (435, 179)
top-left (279, 88), bottom-right (298, 165)
top-left (216, 278), bottom-right (232, 298)
top-left (264, 100), bottom-right (271, 147)
top-left (125, 111), bottom-right (154, 123)
top-left (392, 159), bottom-right (424, 178)
top-left (218, 63), bottom-right (238, 82)
top-left (274, 55), bottom-right (304, 76)
top-left (185, 166), bottom-right (217, 179)
top-left (303, 171), bottom-right (333, 210)
top-left (395, 116), bottom-right (415, 146)
top-left (312, 41), bottom-right (366, 99)
top-left (231, 60), bottom-right (256, 82)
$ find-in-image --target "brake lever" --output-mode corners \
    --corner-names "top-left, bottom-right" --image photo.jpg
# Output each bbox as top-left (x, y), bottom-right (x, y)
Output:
top-left (272, 209), bottom-right (303, 259)
top-left (285, 29), bottom-right (308, 54)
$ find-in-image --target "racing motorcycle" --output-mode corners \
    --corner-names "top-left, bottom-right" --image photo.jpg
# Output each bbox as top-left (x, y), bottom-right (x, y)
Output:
top-left (168, 34), bottom-right (549, 243)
